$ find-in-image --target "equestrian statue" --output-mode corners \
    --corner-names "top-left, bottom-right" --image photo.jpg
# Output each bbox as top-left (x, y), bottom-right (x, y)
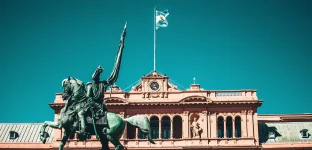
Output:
top-left (39, 22), bottom-right (156, 150)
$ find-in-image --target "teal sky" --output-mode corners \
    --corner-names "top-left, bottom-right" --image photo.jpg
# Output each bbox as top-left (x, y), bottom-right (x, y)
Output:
top-left (0, 0), bottom-right (311, 123)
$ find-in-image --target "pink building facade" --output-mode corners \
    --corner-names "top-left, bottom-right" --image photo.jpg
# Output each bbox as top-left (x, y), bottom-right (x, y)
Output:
top-left (1, 71), bottom-right (311, 149)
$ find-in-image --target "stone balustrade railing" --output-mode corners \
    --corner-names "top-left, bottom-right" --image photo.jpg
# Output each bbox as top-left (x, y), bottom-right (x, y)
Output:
top-left (56, 137), bottom-right (257, 148)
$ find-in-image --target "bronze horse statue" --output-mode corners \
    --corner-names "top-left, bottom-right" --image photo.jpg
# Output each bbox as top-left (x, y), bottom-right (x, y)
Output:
top-left (39, 22), bottom-right (155, 150)
top-left (39, 77), bottom-right (155, 150)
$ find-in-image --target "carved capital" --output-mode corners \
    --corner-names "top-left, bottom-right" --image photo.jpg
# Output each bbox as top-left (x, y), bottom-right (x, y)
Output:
top-left (210, 111), bottom-right (217, 115)
top-left (241, 110), bottom-right (247, 114)
top-left (142, 93), bottom-right (145, 98)
top-left (202, 111), bottom-right (208, 114)
top-left (247, 110), bottom-right (253, 115)
top-left (119, 112), bottom-right (125, 117)
top-left (183, 111), bottom-right (189, 116)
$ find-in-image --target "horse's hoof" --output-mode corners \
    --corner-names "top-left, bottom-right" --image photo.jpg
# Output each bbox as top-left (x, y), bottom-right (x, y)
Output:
top-left (40, 137), bottom-right (47, 144)
top-left (116, 145), bottom-right (124, 150)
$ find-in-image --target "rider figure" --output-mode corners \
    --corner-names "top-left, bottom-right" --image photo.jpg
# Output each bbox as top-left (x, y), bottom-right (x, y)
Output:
top-left (86, 65), bottom-right (109, 127)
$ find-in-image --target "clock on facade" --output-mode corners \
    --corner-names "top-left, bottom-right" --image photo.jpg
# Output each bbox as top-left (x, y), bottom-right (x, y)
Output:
top-left (150, 81), bottom-right (159, 91)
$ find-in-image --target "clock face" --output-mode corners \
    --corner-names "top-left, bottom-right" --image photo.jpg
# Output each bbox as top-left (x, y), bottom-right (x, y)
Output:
top-left (150, 81), bottom-right (159, 91)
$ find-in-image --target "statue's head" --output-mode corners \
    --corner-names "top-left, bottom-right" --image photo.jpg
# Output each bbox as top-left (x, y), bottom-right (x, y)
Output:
top-left (62, 76), bottom-right (72, 100)
top-left (61, 76), bottom-right (84, 100)
top-left (194, 117), bottom-right (197, 121)
top-left (92, 65), bottom-right (104, 82)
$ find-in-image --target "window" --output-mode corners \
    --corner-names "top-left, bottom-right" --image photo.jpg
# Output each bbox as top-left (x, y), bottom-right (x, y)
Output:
top-left (300, 129), bottom-right (309, 138)
top-left (9, 131), bottom-right (18, 139)
top-left (217, 117), bottom-right (224, 138)
top-left (226, 117), bottom-right (233, 138)
top-left (235, 116), bottom-right (241, 138)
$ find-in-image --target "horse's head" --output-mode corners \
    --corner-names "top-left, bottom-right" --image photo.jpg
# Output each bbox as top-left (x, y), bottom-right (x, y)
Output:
top-left (61, 76), bottom-right (85, 100)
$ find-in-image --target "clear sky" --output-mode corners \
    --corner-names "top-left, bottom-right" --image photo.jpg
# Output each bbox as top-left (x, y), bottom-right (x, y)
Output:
top-left (0, 0), bottom-right (311, 123)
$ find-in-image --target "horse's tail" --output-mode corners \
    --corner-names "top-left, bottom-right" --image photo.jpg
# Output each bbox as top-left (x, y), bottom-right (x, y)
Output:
top-left (123, 115), bottom-right (156, 144)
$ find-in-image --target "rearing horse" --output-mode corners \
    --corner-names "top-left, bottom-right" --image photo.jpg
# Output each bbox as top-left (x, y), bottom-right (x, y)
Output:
top-left (40, 77), bottom-right (155, 150)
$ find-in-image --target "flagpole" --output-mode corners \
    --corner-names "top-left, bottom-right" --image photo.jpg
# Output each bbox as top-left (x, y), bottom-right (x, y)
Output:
top-left (154, 6), bottom-right (157, 72)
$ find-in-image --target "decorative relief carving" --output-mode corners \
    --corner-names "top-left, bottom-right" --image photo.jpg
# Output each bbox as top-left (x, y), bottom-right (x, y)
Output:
top-left (146, 93), bottom-right (150, 98)
top-left (241, 110), bottom-right (247, 114)
top-left (164, 92), bottom-right (168, 98)
top-left (151, 93), bottom-right (160, 98)
top-left (132, 83), bottom-right (143, 92)
top-left (168, 82), bottom-right (178, 92)
top-left (142, 93), bottom-right (146, 98)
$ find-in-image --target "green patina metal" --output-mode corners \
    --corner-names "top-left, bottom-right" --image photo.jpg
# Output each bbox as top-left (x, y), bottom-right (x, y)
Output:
top-left (39, 22), bottom-right (155, 150)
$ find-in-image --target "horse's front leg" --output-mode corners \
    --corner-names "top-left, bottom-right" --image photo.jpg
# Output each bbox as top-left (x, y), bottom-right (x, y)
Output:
top-left (40, 121), bottom-right (62, 144)
top-left (59, 130), bottom-right (71, 150)
top-left (44, 121), bottom-right (62, 129)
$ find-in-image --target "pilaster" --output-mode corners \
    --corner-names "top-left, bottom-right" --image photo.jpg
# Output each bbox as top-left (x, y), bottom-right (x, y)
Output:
top-left (182, 111), bottom-right (189, 138)
top-left (207, 112), bottom-right (211, 138)
top-left (201, 111), bottom-right (208, 138)
top-left (241, 110), bottom-right (247, 137)
top-left (247, 110), bottom-right (254, 137)
top-left (253, 111), bottom-right (259, 145)
top-left (210, 112), bottom-right (217, 138)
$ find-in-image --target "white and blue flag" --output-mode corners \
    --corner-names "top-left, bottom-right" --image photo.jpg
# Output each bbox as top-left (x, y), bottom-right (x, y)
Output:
top-left (156, 9), bottom-right (169, 30)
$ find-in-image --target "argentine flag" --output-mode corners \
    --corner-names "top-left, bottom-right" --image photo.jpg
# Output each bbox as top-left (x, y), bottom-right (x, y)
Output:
top-left (156, 9), bottom-right (169, 30)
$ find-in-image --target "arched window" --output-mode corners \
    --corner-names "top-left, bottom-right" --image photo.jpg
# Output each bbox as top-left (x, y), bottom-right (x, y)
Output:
top-left (173, 116), bottom-right (182, 139)
top-left (150, 116), bottom-right (159, 139)
top-left (217, 117), bottom-right (224, 138)
top-left (235, 116), bottom-right (241, 138)
top-left (161, 116), bottom-right (171, 139)
top-left (226, 117), bottom-right (233, 138)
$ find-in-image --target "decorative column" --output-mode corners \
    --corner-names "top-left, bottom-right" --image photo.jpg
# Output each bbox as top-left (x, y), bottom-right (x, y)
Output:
top-left (241, 110), bottom-right (247, 137)
top-left (170, 119), bottom-right (173, 139)
top-left (232, 118), bottom-right (235, 138)
top-left (207, 112), bottom-right (211, 138)
top-left (210, 112), bottom-right (217, 138)
top-left (182, 111), bottom-right (189, 138)
top-left (223, 117), bottom-right (226, 138)
top-left (247, 110), bottom-right (254, 137)
top-left (159, 118), bottom-right (162, 139)
top-left (136, 128), bottom-right (138, 139)
top-left (201, 111), bottom-right (208, 138)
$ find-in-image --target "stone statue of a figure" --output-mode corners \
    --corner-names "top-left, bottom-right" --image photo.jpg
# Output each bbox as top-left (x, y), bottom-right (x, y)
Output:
top-left (190, 117), bottom-right (202, 138)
